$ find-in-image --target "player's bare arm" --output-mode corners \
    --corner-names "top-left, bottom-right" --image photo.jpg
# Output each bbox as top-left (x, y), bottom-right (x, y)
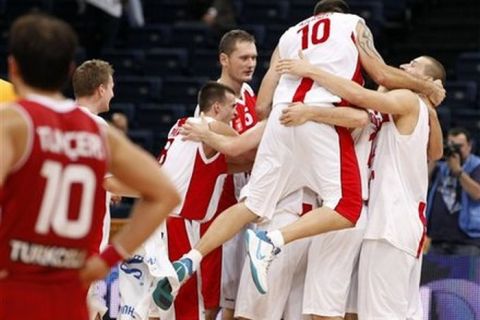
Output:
top-left (280, 102), bottom-right (368, 128)
top-left (355, 20), bottom-right (445, 106)
top-left (255, 47), bottom-right (281, 120)
top-left (181, 114), bottom-right (265, 158)
top-left (276, 52), bottom-right (418, 116)
top-left (426, 104), bottom-right (443, 161)
top-left (103, 176), bottom-right (140, 198)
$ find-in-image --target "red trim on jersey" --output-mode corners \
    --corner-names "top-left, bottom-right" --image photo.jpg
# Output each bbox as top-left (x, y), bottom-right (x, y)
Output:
top-left (301, 203), bottom-right (313, 216)
top-left (292, 78), bottom-right (314, 102)
top-left (416, 201), bottom-right (427, 258)
top-left (333, 126), bottom-right (362, 223)
top-left (0, 186), bottom-right (3, 204)
top-left (179, 150), bottom-right (227, 220)
top-left (167, 217), bottom-right (201, 320)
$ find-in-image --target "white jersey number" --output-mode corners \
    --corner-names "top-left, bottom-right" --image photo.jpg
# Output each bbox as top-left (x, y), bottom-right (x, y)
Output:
top-left (297, 18), bottom-right (331, 50)
top-left (35, 160), bottom-right (96, 238)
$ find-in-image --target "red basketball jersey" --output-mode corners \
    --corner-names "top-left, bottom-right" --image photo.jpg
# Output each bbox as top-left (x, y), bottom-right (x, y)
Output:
top-left (159, 117), bottom-right (228, 222)
top-left (0, 97), bottom-right (108, 282)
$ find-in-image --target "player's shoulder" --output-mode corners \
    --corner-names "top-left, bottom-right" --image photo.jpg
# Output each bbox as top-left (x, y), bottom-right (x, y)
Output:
top-left (0, 101), bottom-right (28, 124)
top-left (241, 82), bottom-right (255, 97)
top-left (78, 106), bottom-right (109, 126)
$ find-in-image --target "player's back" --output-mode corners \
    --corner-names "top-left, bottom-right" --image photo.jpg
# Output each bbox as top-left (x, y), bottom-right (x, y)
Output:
top-left (0, 95), bottom-right (108, 282)
top-left (274, 12), bottom-right (364, 105)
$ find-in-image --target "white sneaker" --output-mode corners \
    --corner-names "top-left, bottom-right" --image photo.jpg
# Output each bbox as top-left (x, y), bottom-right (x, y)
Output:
top-left (245, 229), bottom-right (280, 294)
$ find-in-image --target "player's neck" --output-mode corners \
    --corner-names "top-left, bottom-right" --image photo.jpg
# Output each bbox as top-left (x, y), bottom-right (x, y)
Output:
top-left (76, 97), bottom-right (100, 114)
top-left (218, 75), bottom-right (242, 97)
top-left (14, 82), bottom-right (64, 101)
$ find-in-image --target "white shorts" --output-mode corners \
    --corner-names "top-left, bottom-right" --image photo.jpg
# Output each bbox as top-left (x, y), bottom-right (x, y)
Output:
top-left (357, 239), bottom-right (423, 320)
top-left (244, 104), bottom-right (362, 223)
top-left (302, 223), bottom-right (365, 317)
top-left (235, 190), bottom-right (311, 320)
top-left (118, 224), bottom-right (179, 320)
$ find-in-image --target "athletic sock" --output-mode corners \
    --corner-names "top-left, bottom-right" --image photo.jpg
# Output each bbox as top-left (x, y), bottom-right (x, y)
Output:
top-left (266, 230), bottom-right (285, 248)
top-left (183, 249), bottom-right (203, 273)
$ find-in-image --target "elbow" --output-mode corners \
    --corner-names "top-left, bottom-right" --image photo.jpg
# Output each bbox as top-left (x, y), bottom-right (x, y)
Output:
top-left (370, 68), bottom-right (389, 87)
top-left (103, 178), bottom-right (116, 194)
top-left (354, 111), bottom-right (369, 128)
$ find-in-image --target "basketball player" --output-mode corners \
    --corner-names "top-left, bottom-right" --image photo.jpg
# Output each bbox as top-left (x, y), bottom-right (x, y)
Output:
top-left (115, 82), bottom-right (251, 320)
top-left (0, 13), bottom-right (179, 320)
top-left (154, 0), bottom-right (445, 303)
top-left (72, 58), bottom-right (116, 320)
top-left (275, 53), bottom-right (445, 319)
top-left (200, 29), bottom-right (258, 320)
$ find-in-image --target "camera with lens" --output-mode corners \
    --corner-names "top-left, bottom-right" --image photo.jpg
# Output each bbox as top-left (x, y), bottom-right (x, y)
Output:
top-left (443, 142), bottom-right (462, 158)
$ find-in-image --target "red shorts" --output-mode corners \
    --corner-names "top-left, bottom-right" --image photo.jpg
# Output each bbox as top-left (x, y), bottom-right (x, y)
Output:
top-left (166, 217), bottom-right (222, 320)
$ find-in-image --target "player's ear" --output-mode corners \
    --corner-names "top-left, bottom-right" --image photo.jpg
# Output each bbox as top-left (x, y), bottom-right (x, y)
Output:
top-left (212, 101), bottom-right (220, 114)
top-left (219, 53), bottom-right (229, 67)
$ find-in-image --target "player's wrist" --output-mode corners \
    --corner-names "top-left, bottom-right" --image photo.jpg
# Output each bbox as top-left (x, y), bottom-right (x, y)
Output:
top-left (99, 243), bottom-right (130, 267)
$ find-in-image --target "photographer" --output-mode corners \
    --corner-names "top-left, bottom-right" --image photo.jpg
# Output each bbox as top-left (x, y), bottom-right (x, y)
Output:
top-left (426, 127), bottom-right (480, 255)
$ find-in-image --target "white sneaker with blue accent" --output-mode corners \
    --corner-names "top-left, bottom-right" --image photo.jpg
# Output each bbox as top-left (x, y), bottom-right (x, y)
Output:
top-left (245, 229), bottom-right (280, 294)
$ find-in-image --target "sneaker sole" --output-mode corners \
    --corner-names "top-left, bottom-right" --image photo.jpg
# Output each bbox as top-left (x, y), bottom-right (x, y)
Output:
top-left (245, 230), bottom-right (267, 294)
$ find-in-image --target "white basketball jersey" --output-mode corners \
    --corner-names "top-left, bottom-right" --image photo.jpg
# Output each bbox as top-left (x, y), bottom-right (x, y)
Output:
top-left (158, 117), bottom-right (228, 223)
top-left (364, 97), bottom-right (430, 257)
top-left (273, 12), bottom-right (364, 105)
top-left (80, 106), bottom-right (111, 251)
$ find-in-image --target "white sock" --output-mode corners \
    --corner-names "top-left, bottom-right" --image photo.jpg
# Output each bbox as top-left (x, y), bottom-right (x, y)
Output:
top-left (266, 230), bottom-right (285, 248)
top-left (183, 249), bottom-right (203, 272)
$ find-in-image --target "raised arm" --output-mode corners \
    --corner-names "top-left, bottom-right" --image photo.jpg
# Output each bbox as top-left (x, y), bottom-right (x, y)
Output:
top-left (355, 20), bottom-right (444, 106)
top-left (426, 104), bottom-right (444, 161)
top-left (255, 47), bottom-right (281, 120)
top-left (279, 102), bottom-right (368, 128)
top-left (276, 52), bottom-right (417, 116)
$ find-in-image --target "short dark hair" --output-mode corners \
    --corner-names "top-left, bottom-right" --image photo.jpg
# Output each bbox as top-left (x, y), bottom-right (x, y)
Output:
top-left (219, 29), bottom-right (255, 56)
top-left (421, 55), bottom-right (447, 84)
top-left (314, 0), bottom-right (350, 15)
top-left (198, 81), bottom-right (236, 113)
top-left (73, 59), bottom-right (114, 98)
top-left (9, 13), bottom-right (78, 91)
top-left (448, 127), bottom-right (471, 143)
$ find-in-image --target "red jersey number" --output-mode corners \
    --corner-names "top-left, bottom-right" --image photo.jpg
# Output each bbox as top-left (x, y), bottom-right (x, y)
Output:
top-left (298, 18), bottom-right (331, 50)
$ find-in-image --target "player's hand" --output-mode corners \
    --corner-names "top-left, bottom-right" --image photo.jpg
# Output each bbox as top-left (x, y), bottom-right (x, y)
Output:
top-left (79, 255), bottom-right (110, 287)
top-left (280, 102), bottom-right (309, 126)
top-left (180, 112), bottom-right (210, 142)
top-left (275, 50), bottom-right (311, 77)
top-left (426, 79), bottom-right (446, 107)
